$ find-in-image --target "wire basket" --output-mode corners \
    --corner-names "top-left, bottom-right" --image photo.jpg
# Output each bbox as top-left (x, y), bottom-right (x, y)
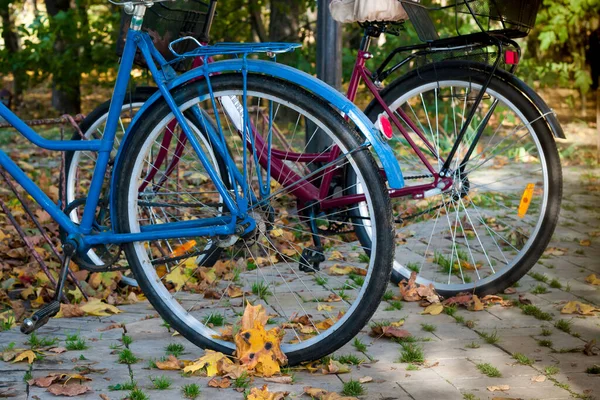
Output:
top-left (403, 0), bottom-right (542, 42)
top-left (458, 0), bottom-right (541, 38)
top-left (116, 0), bottom-right (216, 70)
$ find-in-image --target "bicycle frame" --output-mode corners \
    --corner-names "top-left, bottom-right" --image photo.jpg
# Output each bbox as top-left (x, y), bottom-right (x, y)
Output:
top-left (0, 6), bottom-right (406, 255)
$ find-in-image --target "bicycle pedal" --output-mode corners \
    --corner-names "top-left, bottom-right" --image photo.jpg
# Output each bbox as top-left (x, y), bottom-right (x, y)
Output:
top-left (299, 246), bottom-right (325, 273)
top-left (20, 300), bottom-right (61, 334)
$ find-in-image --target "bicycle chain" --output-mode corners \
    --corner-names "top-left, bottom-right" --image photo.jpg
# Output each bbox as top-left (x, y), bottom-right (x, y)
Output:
top-left (392, 173), bottom-right (453, 224)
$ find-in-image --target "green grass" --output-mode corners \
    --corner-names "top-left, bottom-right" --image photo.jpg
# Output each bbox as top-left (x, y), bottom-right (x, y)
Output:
top-left (554, 319), bottom-right (572, 334)
top-left (165, 343), bottom-right (185, 357)
top-left (540, 327), bottom-right (553, 336)
top-left (529, 272), bottom-right (548, 283)
top-left (336, 354), bottom-right (364, 365)
top-left (65, 333), bottom-right (88, 351)
top-left (161, 319), bottom-right (171, 331)
top-left (386, 300), bottom-right (404, 311)
top-left (251, 281), bottom-right (272, 300)
top-left (465, 341), bottom-right (480, 349)
top-left (453, 315), bottom-right (465, 324)
top-left (476, 363), bottom-right (502, 377)
top-left (337, 290), bottom-right (350, 301)
top-left (537, 339), bottom-right (553, 348)
top-left (151, 376), bottom-right (172, 390)
top-left (0, 315), bottom-right (14, 331)
top-left (444, 305), bottom-right (457, 317)
top-left (421, 323), bottom-right (436, 333)
top-left (26, 332), bottom-right (58, 349)
top-left (109, 380), bottom-right (138, 391)
top-left (23, 370), bottom-right (32, 382)
top-left (341, 380), bottom-right (364, 396)
top-left (382, 290), bottom-right (394, 301)
top-left (232, 372), bottom-right (251, 389)
top-left (129, 388), bottom-right (149, 400)
top-left (513, 353), bottom-right (533, 365)
top-left (121, 335), bottom-right (133, 346)
top-left (549, 279), bottom-right (562, 289)
top-left (406, 262), bottom-right (420, 273)
top-left (247, 260), bottom-right (257, 271)
top-left (118, 348), bottom-right (139, 364)
top-left (479, 330), bottom-right (500, 344)
top-left (315, 276), bottom-right (328, 286)
top-left (352, 338), bottom-right (367, 353)
top-left (585, 365), bottom-right (600, 374)
top-left (399, 343), bottom-right (424, 363)
top-left (544, 365), bottom-right (559, 375)
top-left (182, 383), bottom-right (201, 399)
top-left (358, 253), bottom-right (370, 263)
top-left (521, 304), bottom-right (553, 321)
top-left (406, 364), bottom-right (420, 371)
top-left (349, 273), bottom-right (364, 286)
top-left (531, 284), bottom-right (549, 294)
top-left (202, 312), bottom-right (226, 327)
top-left (463, 394), bottom-right (478, 400)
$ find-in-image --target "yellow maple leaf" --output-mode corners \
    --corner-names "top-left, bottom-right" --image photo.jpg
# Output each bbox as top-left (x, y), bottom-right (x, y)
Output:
top-left (79, 298), bottom-right (121, 317)
top-left (561, 301), bottom-right (600, 316)
top-left (183, 350), bottom-right (232, 376)
top-left (328, 251), bottom-right (344, 261)
top-left (327, 265), bottom-right (355, 276)
top-left (421, 303), bottom-right (444, 315)
top-left (164, 267), bottom-right (189, 291)
top-left (317, 304), bottom-right (334, 312)
top-left (247, 384), bottom-right (288, 400)
top-left (13, 350), bottom-right (36, 364)
top-left (235, 321), bottom-right (287, 377)
top-left (585, 274), bottom-right (600, 285)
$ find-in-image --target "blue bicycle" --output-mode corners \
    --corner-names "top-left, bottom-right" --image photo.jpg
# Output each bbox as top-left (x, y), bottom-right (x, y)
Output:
top-left (3, 0), bottom-right (406, 364)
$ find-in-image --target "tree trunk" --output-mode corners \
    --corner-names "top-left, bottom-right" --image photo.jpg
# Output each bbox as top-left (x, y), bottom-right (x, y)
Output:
top-left (269, 0), bottom-right (305, 42)
top-left (249, 0), bottom-right (267, 42)
top-left (45, 0), bottom-right (81, 114)
top-left (0, 0), bottom-right (25, 106)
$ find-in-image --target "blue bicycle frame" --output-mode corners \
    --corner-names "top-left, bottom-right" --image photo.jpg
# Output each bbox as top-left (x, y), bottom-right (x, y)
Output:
top-left (0, 4), bottom-right (404, 256)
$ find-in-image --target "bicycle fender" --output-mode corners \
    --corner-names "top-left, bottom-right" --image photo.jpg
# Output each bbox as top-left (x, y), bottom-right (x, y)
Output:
top-left (113, 59), bottom-right (405, 192)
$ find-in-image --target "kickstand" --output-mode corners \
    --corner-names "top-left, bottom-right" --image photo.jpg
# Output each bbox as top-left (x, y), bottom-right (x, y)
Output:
top-left (21, 243), bottom-right (75, 334)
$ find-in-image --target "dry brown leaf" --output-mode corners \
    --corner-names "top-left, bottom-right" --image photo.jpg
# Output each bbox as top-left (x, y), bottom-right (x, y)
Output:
top-left (55, 303), bottom-right (85, 318)
top-left (99, 394), bottom-right (110, 400)
top-left (470, 295), bottom-right (484, 311)
top-left (47, 347), bottom-right (67, 354)
top-left (322, 359), bottom-right (350, 374)
top-left (370, 325), bottom-right (411, 339)
top-left (46, 383), bottom-right (90, 396)
top-left (204, 289), bottom-right (222, 299)
top-left (580, 239), bottom-right (592, 247)
top-left (544, 247), bottom-right (567, 256)
top-left (503, 287), bottom-right (517, 294)
top-left (264, 376), bottom-right (293, 384)
top-left (531, 375), bottom-right (546, 382)
top-left (398, 272), bottom-right (421, 302)
top-left (221, 363), bottom-right (249, 379)
top-left (359, 376), bottom-right (373, 383)
top-left (28, 375), bottom-right (61, 388)
top-left (241, 302), bottom-right (269, 331)
top-left (155, 355), bottom-right (182, 370)
top-left (303, 386), bottom-right (359, 400)
top-left (227, 285), bottom-right (244, 298)
top-left (487, 385), bottom-right (510, 392)
top-left (98, 323), bottom-right (122, 332)
top-left (561, 301), bottom-right (600, 315)
top-left (208, 377), bottom-right (231, 388)
top-left (584, 339), bottom-right (598, 356)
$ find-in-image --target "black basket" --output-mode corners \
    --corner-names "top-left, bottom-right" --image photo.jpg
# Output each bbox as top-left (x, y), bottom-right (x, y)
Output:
top-left (457, 0), bottom-right (542, 38)
top-left (116, 0), bottom-right (216, 70)
top-left (403, 0), bottom-right (542, 42)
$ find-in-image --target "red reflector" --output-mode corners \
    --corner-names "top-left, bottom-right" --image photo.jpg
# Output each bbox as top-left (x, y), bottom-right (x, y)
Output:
top-left (505, 50), bottom-right (519, 65)
top-left (377, 114), bottom-right (393, 140)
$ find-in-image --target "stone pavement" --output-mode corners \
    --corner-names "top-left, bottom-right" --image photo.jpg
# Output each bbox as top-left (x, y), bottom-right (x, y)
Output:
top-left (0, 165), bottom-right (598, 400)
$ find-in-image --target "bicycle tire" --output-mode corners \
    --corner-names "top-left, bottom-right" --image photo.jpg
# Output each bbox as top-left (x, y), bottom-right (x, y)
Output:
top-left (113, 73), bottom-right (394, 365)
top-left (356, 62), bottom-right (562, 297)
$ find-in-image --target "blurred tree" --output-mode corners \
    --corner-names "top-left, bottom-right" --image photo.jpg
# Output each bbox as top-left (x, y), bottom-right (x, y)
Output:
top-left (0, 0), bottom-right (26, 105)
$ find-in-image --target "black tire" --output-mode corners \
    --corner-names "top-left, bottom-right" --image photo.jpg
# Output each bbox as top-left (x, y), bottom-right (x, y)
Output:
top-left (63, 90), bottom-right (226, 269)
top-left (113, 74), bottom-right (394, 365)
top-left (357, 62), bottom-right (562, 297)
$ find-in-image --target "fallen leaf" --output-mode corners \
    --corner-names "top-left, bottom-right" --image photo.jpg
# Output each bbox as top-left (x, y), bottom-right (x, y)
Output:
top-left (183, 350), bottom-right (232, 376)
top-left (208, 377), bottom-right (231, 388)
top-left (264, 376), bottom-right (293, 384)
top-left (543, 247), bottom-right (567, 256)
top-left (13, 350), bottom-right (36, 364)
top-left (370, 325), bottom-right (411, 339)
top-left (584, 339), bottom-right (598, 356)
top-left (399, 272), bottom-right (420, 302)
top-left (164, 267), bottom-right (189, 291)
top-left (585, 274), bottom-right (600, 285)
top-left (317, 304), bottom-right (334, 312)
top-left (227, 285), bottom-right (244, 298)
top-left (155, 355), bottom-right (182, 370)
top-left (98, 323), bottom-right (123, 332)
top-left (531, 375), bottom-right (546, 382)
top-left (79, 298), bottom-right (121, 317)
top-left (328, 251), bottom-right (344, 261)
top-left (47, 383), bottom-right (90, 396)
top-left (247, 384), bottom-right (288, 400)
top-left (579, 239), bottom-right (591, 247)
top-left (241, 302), bottom-right (269, 331)
top-left (47, 347), bottom-right (67, 354)
top-left (470, 295), bottom-right (484, 311)
top-left (100, 394), bottom-right (110, 400)
top-left (421, 303), bottom-right (444, 315)
top-left (322, 359), bottom-right (350, 374)
top-left (487, 385), bottom-right (510, 392)
top-left (28, 375), bottom-right (61, 388)
top-left (303, 386), bottom-right (358, 400)
top-left (503, 287), bottom-right (517, 294)
top-left (359, 376), bottom-right (373, 383)
top-left (561, 301), bottom-right (600, 316)
top-left (55, 303), bottom-right (85, 318)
